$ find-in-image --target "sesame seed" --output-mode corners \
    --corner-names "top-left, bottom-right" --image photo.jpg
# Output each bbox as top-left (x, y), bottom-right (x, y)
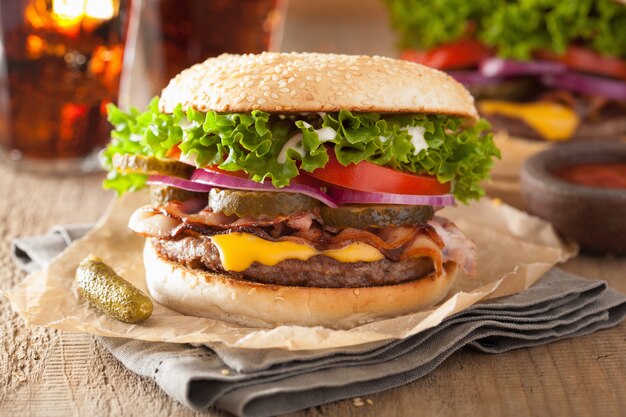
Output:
top-left (248, 288), bottom-right (257, 295)
top-left (352, 398), bottom-right (365, 407)
top-left (246, 96), bottom-right (255, 102)
top-left (353, 288), bottom-right (360, 295)
top-left (220, 369), bottom-right (230, 376)
top-left (279, 88), bottom-right (290, 93)
top-left (271, 93), bottom-right (279, 99)
top-left (231, 292), bottom-right (237, 300)
top-left (366, 399), bottom-right (374, 405)
top-left (258, 98), bottom-right (267, 104)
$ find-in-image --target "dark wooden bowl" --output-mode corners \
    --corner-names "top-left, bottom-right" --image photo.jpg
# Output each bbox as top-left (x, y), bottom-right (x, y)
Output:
top-left (520, 142), bottom-right (626, 255)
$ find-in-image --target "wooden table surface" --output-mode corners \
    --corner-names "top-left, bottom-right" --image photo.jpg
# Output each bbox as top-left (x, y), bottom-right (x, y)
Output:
top-left (2, 2), bottom-right (625, 415)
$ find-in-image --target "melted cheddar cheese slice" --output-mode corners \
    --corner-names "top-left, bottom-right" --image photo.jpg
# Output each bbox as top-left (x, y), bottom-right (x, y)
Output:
top-left (210, 232), bottom-right (384, 272)
top-left (479, 100), bottom-right (579, 141)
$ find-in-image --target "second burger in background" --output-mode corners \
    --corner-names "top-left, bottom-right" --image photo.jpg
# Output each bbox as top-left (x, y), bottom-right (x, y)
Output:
top-left (386, 0), bottom-right (626, 142)
top-left (101, 52), bottom-right (499, 328)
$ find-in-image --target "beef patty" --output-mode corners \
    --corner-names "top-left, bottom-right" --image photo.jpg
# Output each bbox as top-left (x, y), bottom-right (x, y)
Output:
top-left (152, 236), bottom-right (436, 288)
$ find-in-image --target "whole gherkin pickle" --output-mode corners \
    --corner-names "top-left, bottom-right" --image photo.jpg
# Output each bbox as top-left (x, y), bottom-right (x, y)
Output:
top-left (75, 255), bottom-right (153, 323)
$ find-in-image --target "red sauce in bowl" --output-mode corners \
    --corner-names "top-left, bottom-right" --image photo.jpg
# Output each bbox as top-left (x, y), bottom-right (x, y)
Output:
top-left (552, 162), bottom-right (626, 189)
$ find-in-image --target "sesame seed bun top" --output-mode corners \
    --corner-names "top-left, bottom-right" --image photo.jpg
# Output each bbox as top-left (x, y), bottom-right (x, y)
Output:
top-left (159, 52), bottom-right (479, 120)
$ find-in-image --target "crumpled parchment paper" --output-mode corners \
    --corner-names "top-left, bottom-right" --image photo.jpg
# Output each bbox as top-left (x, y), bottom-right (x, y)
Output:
top-left (6, 191), bottom-right (576, 350)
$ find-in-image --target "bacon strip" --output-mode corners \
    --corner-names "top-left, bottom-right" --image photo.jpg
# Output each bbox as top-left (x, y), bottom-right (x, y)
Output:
top-left (128, 203), bottom-right (476, 276)
top-left (428, 216), bottom-right (477, 276)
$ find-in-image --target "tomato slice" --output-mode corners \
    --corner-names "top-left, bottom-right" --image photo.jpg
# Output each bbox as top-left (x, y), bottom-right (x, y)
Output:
top-left (305, 152), bottom-right (450, 195)
top-left (200, 165), bottom-right (250, 179)
top-left (166, 145), bottom-right (183, 159)
top-left (401, 39), bottom-right (492, 70)
top-left (168, 146), bottom-right (250, 179)
top-left (537, 46), bottom-right (626, 80)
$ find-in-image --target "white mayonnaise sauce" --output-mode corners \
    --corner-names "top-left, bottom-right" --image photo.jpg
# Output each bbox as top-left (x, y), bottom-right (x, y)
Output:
top-left (277, 122), bottom-right (337, 164)
top-left (301, 121), bottom-right (337, 142)
top-left (178, 119), bottom-right (199, 130)
top-left (277, 132), bottom-right (305, 164)
top-left (404, 125), bottom-right (428, 155)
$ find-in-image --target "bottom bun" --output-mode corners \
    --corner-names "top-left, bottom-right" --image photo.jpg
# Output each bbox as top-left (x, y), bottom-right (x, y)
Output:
top-left (144, 239), bottom-right (458, 329)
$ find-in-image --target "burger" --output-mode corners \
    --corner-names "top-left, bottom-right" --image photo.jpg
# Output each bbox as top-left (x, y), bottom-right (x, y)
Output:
top-left (386, 0), bottom-right (626, 142)
top-left (102, 52), bottom-right (499, 328)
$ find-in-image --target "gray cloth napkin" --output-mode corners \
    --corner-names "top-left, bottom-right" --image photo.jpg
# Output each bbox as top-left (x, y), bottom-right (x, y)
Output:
top-left (11, 225), bottom-right (626, 417)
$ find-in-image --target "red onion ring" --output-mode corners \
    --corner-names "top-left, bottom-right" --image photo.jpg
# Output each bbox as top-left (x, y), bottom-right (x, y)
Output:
top-left (149, 172), bottom-right (454, 208)
top-left (190, 169), bottom-right (339, 208)
top-left (480, 58), bottom-right (565, 78)
top-left (542, 72), bottom-right (626, 101)
top-left (147, 175), bottom-right (214, 192)
top-left (328, 187), bottom-right (455, 206)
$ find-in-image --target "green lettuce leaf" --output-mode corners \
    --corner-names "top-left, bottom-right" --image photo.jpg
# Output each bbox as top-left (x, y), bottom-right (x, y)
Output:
top-left (102, 102), bottom-right (499, 202)
top-left (324, 111), bottom-right (499, 202)
top-left (384, 0), bottom-right (626, 60)
top-left (101, 97), bottom-right (183, 195)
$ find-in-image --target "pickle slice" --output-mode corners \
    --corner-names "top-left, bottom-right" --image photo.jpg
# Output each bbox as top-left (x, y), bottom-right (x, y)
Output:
top-left (112, 154), bottom-right (194, 178)
top-left (320, 205), bottom-right (434, 228)
top-left (209, 189), bottom-right (320, 218)
top-left (75, 255), bottom-right (153, 323)
top-left (469, 77), bottom-right (541, 101)
top-left (150, 185), bottom-right (207, 204)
